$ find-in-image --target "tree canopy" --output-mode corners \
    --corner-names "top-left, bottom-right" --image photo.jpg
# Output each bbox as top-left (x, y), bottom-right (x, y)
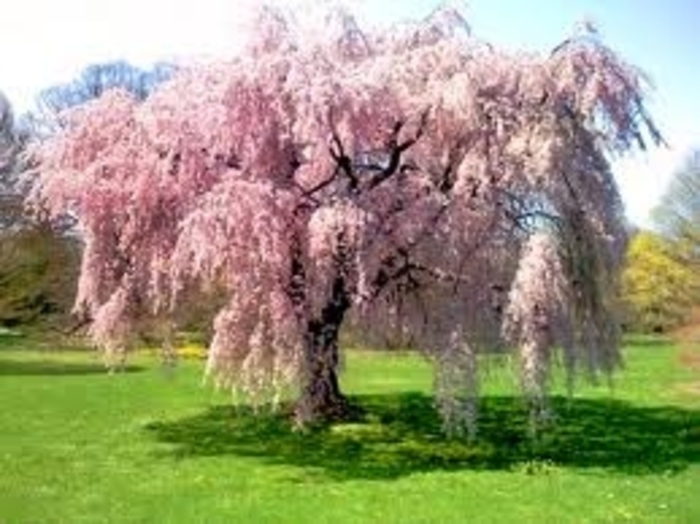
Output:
top-left (621, 230), bottom-right (697, 333)
top-left (622, 148), bottom-right (700, 334)
top-left (27, 2), bottom-right (660, 433)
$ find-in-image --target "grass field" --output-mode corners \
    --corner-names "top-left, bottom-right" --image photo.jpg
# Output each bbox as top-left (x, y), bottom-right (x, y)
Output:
top-left (1, 334), bottom-right (699, 523)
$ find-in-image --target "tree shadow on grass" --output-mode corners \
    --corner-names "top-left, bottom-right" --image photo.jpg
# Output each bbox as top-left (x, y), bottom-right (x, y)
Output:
top-left (0, 358), bottom-right (143, 376)
top-left (144, 393), bottom-right (700, 481)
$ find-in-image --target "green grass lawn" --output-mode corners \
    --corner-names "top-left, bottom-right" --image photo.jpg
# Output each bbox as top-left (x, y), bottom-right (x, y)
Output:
top-left (1, 334), bottom-right (699, 523)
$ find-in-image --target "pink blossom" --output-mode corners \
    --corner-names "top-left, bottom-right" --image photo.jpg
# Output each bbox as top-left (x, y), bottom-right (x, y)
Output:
top-left (28, 2), bottom-right (657, 427)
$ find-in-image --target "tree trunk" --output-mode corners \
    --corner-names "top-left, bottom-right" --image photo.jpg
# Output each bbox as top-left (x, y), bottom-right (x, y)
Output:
top-left (294, 276), bottom-right (352, 424)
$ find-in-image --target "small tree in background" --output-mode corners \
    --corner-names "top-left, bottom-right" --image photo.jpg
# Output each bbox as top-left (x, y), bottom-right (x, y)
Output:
top-left (626, 148), bottom-right (700, 335)
top-left (653, 149), bottom-right (700, 267)
top-left (0, 92), bottom-right (79, 328)
top-left (0, 93), bottom-right (14, 170)
top-left (20, 60), bottom-right (176, 137)
top-left (28, 2), bottom-right (660, 433)
top-left (621, 231), bottom-right (697, 333)
top-left (0, 62), bottom-right (176, 331)
top-left (1, 91), bottom-right (22, 223)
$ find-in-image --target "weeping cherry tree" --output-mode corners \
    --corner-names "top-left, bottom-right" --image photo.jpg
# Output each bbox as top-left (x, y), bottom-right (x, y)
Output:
top-left (27, 2), bottom-right (660, 433)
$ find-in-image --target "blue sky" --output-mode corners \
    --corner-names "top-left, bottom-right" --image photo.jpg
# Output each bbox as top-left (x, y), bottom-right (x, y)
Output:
top-left (1, 0), bottom-right (697, 225)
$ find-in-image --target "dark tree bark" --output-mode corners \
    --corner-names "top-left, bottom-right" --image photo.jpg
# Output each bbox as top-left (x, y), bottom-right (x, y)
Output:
top-left (295, 274), bottom-right (352, 424)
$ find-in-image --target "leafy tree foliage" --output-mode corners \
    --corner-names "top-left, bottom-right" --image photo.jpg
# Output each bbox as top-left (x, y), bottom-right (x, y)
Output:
top-left (621, 231), bottom-right (697, 333)
top-left (0, 225), bottom-right (79, 326)
top-left (627, 149), bottom-right (700, 333)
top-left (28, 2), bottom-right (659, 432)
top-left (0, 92), bottom-right (79, 327)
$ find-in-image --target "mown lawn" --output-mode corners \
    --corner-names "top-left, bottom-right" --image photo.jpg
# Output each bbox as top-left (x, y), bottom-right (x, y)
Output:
top-left (1, 333), bottom-right (699, 523)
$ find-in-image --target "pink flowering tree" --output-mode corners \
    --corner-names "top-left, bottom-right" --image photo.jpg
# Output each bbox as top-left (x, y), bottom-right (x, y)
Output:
top-left (28, 2), bottom-right (659, 433)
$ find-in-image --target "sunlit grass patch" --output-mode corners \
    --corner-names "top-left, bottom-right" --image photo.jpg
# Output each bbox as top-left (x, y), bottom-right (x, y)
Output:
top-left (0, 334), bottom-right (699, 522)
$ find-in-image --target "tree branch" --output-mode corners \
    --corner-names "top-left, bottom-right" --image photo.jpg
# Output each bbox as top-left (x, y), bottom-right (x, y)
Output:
top-left (366, 110), bottom-right (429, 191)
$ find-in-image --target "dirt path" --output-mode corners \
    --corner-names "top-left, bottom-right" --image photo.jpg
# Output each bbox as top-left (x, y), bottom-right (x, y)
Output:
top-left (675, 339), bottom-right (700, 397)
top-left (679, 349), bottom-right (700, 371)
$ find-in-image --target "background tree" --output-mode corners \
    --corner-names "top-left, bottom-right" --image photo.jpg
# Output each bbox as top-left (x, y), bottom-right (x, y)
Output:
top-left (653, 149), bottom-right (700, 267)
top-left (28, 2), bottom-right (659, 433)
top-left (20, 60), bottom-right (176, 137)
top-left (0, 93), bottom-right (14, 169)
top-left (630, 148), bottom-right (700, 336)
top-left (0, 92), bottom-right (79, 327)
top-left (0, 91), bottom-right (23, 226)
top-left (0, 62), bottom-right (175, 330)
top-left (621, 230), bottom-right (696, 333)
